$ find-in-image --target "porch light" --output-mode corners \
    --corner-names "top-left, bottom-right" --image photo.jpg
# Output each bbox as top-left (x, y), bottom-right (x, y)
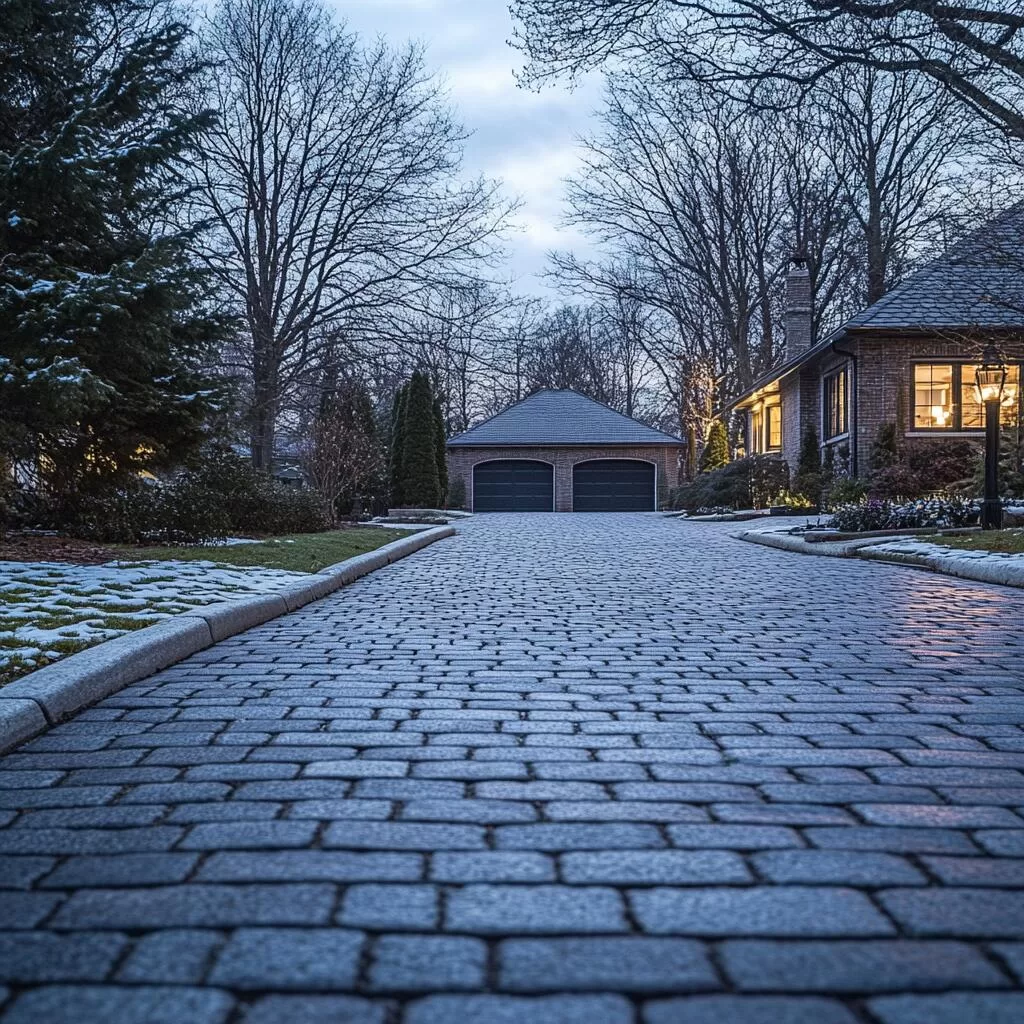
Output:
top-left (975, 345), bottom-right (1006, 530)
top-left (975, 345), bottom-right (1007, 404)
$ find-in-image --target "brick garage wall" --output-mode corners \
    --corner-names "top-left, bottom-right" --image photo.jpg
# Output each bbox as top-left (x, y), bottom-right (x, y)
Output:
top-left (447, 446), bottom-right (683, 512)
top-left (851, 334), bottom-right (1024, 475)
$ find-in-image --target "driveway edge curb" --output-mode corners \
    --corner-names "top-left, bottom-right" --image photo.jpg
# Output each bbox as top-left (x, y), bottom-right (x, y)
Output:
top-left (0, 525), bottom-right (456, 754)
top-left (738, 528), bottom-right (1024, 590)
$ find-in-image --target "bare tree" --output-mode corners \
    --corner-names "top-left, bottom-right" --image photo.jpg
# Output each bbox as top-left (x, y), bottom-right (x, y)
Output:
top-left (192, 0), bottom-right (507, 471)
top-left (806, 64), bottom-right (977, 302)
top-left (561, 79), bottom-right (786, 392)
top-left (299, 378), bottom-right (383, 519)
top-left (511, 1), bottom-right (1024, 141)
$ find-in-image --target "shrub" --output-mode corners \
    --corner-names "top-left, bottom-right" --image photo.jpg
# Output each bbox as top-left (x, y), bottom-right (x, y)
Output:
top-left (54, 448), bottom-right (330, 545)
top-left (65, 482), bottom-right (231, 546)
top-left (869, 422), bottom-right (899, 474)
top-left (869, 439), bottom-right (978, 500)
top-left (823, 477), bottom-right (869, 508)
top-left (699, 420), bottom-right (730, 472)
top-left (671, 456), bottom-right (789, 511)
top-left (826, 496), bottom-right (979, 533)
top-left (792, 425), bottom-right (823, 503)
top-left (447, 477), bottom-right (467, 510)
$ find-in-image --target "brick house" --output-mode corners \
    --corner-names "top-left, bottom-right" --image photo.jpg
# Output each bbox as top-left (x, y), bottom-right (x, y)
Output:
top-left (447, 389), bottom-right (684, 512)
top-left (729, 206), bottom-right (1024, 482)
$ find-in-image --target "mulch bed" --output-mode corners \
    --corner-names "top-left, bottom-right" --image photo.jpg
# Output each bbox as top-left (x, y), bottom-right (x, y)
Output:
top-left (0, 533), bottom-right (119, 565)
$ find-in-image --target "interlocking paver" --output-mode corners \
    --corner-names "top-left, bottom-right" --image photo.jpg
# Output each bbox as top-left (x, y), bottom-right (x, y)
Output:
top-left (116, 930), bottom-right (222, 984)
top-left (866, 993), bottom-right (1024, 1024)
top-left (208, 928), bottom-right (364, 990)
top-left (0, 986), bottom-right (235, 1024)
top-left (368, 935), bottom-right (487, 991)
top-left (499, 936), bottom-right (720, 992)
top-left (0, 933), bottom-right (128, 983)
top-left (719, 939), bottom-right (1010, 991)
top-left (1, 514), bottom-right (1022, 1018)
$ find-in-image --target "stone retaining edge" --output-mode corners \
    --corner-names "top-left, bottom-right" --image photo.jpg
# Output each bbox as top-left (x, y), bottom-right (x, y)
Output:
top-left (0, 525), bottom-right (456, 754)
top-left (738, 528), bottom-right (1024, 590)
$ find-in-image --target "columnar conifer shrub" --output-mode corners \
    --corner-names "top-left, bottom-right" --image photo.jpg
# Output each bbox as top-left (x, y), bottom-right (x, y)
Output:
top-left (699, 420), bottom-right (730, 472)
top-left (392, 371), bottom-right (442, 508)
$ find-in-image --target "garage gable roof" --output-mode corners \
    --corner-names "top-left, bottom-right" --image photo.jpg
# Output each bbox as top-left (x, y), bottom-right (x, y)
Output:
top-left (447, 389), bottom-right (682, 447)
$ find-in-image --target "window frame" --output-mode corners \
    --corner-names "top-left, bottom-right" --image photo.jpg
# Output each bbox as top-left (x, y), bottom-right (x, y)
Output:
top-left (911, 360), bottom-right (1021, 433)
top-left (822, 366), bottom-right (849, 442)
top-left (748, 396), bottom-right (783, 454)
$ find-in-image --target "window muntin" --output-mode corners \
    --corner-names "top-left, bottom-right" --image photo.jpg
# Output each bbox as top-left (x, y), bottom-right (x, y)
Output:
top-left (824, 368), bottom-right (848, 439)
top-left (914, 363), bottom-right (1021, 431)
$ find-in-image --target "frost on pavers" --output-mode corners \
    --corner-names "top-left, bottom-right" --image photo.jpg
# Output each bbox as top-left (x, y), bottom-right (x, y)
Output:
top-left (0, 558), bottom-right (309, 680)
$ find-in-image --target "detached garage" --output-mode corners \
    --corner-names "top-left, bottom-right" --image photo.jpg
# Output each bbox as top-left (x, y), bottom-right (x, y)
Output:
top-left (447, 390), bottom-right (683, 513)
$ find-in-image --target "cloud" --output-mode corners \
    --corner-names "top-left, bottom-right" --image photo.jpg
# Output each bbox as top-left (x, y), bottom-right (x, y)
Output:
top-left (330, 0), bottom-right (600, 293)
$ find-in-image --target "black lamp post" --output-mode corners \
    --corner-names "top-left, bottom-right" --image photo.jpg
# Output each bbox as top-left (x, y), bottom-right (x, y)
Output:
top-left (975, 345), bottom-right (1007, 530)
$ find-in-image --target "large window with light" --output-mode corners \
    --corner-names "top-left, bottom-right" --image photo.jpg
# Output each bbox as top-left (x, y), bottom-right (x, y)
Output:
top-left (913, 363), bottom-right (1020, 430)
top-left (823, 368), bottom-right (848, 439)
top-left (749, 397), bottom-right (783, 453)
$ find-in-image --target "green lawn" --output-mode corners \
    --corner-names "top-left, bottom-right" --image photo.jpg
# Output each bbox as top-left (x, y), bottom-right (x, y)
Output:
top-left (121, 527), bottom-right (407, 573)
top-left (925, 529), bottom-right (1024, 555)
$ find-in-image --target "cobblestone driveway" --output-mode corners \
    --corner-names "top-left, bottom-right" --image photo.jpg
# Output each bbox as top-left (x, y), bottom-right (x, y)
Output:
top-left (1, 514), bottom-right (1023, 1024)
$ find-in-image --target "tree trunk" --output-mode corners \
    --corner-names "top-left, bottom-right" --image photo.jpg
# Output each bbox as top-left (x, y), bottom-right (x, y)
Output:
top-left (250, 351), bottom-right (279, 474)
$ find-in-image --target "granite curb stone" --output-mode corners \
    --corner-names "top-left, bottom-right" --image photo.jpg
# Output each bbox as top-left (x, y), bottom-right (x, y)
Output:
top-left (0, 526), bottom-right (455, 754)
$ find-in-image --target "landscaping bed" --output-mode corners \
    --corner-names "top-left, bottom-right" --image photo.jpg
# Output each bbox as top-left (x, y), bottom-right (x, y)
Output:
top-left (0, 527), bottom-right (404, 686)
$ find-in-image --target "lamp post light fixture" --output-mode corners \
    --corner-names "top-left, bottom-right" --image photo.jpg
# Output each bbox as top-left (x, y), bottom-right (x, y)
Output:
top-left (975, 345), bottom-right (1007, 530)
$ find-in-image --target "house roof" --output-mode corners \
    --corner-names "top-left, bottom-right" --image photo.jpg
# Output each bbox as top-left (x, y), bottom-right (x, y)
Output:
top-left (728, 203), bottom-right (1024, 411)
top-left (447, 389), bottom-right (683, 447)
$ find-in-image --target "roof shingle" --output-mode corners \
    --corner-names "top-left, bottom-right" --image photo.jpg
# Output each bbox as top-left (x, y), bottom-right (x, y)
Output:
top-left (447, 390), bottom-right (682, 447)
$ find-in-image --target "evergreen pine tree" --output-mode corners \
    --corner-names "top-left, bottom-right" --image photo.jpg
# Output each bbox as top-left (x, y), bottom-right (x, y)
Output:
top-left (0, 0), bottom-right (226, 507)
top-left (388, 383), bottom-right (409, 506)
top-left (399, 371), bottom-right (442, 507)
top-left (433, 393), bottom-right (449, 504)
top-left (699, 420), bottom-right (729, 473)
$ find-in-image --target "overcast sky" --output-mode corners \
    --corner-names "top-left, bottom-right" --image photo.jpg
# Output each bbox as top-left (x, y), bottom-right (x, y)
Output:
top-left (335, 0), bottom-right (601, 295)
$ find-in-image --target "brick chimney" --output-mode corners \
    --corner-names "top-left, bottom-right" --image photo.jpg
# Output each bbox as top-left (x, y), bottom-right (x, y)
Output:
top-left (785, 252), bottom-right (812, 362)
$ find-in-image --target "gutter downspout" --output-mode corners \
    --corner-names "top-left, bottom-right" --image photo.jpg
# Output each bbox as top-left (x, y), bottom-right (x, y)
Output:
top-left (830, 336), bottom-right (858, 477)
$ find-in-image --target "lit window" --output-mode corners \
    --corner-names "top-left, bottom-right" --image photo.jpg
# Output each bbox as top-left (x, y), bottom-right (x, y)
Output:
top-left (961, 364), bottom-right (1020, 428)
top-left (824, 368), bottom-right (848, 439)
top-left (914, 363), bottom-right (1020, 430)
top-left (766, 404), bottom-right (782, 450)
top-left (914, 364), bottom-right (954, 429)
top-left (749, 398), bottom-right (782, 453)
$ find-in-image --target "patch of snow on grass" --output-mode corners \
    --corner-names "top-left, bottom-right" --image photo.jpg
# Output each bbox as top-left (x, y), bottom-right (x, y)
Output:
top-left (0, 558), bottom-right (308, 683)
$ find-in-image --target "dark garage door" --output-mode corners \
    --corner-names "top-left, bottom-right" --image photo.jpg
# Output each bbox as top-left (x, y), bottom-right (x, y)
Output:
top-left (573, 460), bottom-right (655, 512)
top-left (473, 460), bottom-right (554, 512)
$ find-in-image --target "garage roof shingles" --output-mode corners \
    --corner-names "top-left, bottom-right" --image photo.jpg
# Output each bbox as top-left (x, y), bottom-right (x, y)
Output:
top-left (447, 390), bottom-right (682, 447)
